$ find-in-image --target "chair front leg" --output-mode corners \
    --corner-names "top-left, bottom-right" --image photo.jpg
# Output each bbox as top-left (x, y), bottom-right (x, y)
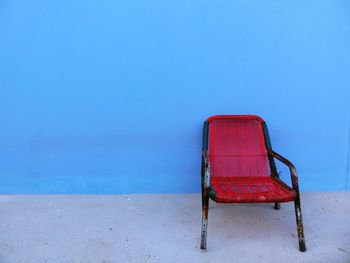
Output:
top-left (294, 195), bottom-right (306, 252)
top-left (291, 172), bottom-right (306, 252)
top-left (269, 150), bottom-right (306, 252)
top-left (200, 189), bottom-right (209, 250)
top-left (200, 150), bottom-right (210, 250)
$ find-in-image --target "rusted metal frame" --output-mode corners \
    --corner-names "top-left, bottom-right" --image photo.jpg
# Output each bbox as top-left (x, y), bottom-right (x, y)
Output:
top-left (268, 150), bottom-right (298, 190)
top-left (200, 121), bottom-right (210, 250)
top-left (269, 150), bottom-right (306, 252)
top-left (262, 122), bottom-right (281, 210)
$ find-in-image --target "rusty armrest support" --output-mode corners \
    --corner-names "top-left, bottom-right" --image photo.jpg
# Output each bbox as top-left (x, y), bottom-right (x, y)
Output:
top-left (268, 149), bottom-right (306, 252)
top-left (268, 150), bottom-right (299, 191)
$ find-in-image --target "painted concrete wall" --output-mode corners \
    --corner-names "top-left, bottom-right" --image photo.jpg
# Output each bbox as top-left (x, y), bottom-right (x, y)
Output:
top-left (0, 1), bottom-right (349, 193)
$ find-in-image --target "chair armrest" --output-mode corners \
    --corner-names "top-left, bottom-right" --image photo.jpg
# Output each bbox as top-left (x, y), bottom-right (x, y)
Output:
top-left (268, 150), bottom-right (299, 190)
top-left (201, 150), bottom-right (210, 189)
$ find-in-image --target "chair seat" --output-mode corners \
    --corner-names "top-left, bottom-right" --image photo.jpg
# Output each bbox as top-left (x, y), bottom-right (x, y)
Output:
top-left (209, 176), bottom-right (296, 203)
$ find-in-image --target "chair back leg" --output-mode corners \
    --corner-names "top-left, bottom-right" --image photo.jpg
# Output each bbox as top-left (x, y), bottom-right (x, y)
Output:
top-left (274, 202), bottom-right (281, 210)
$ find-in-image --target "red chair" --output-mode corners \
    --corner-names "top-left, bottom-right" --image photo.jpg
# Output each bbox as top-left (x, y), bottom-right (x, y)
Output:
top-left (200, 115), bottom-right (306, 252)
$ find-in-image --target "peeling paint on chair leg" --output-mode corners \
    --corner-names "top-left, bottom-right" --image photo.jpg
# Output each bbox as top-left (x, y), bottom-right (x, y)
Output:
top-left (269, 149), bottom-right (307, 252)
top-left (200, 211), bottom-right (208, 250)
top-left (294, 202), bottom-right (306, 252)
top-left (200, 187), bottom-right (209, 250)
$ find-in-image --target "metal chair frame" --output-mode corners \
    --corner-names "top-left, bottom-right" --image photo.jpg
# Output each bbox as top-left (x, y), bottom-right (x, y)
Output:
top-left (200, 115), bottom-right (306, 252)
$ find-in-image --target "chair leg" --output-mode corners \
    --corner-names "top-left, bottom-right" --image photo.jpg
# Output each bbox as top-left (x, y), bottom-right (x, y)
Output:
top-left (294, 197), bottom-right (306, 252)
top-left (274, 202), bottom-right (281, 210)
top-left (200, 192), bottom-right (209, 250)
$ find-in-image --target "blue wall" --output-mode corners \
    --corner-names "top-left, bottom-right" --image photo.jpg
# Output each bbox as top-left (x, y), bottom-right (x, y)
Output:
top-left (0, 0), bottom-right (349, 193)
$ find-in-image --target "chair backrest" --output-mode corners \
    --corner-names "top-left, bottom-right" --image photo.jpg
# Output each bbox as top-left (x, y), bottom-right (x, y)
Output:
top-left (207, 115), bottom-right (270, 178)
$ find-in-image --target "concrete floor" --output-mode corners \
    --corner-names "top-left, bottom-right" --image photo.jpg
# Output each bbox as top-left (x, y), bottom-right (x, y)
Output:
top-left (0, 193), bottom-right (349, 263)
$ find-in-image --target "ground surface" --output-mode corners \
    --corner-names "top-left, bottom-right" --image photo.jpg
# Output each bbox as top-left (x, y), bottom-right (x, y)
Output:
top-left (0, 193), bottom-right (349, 263)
